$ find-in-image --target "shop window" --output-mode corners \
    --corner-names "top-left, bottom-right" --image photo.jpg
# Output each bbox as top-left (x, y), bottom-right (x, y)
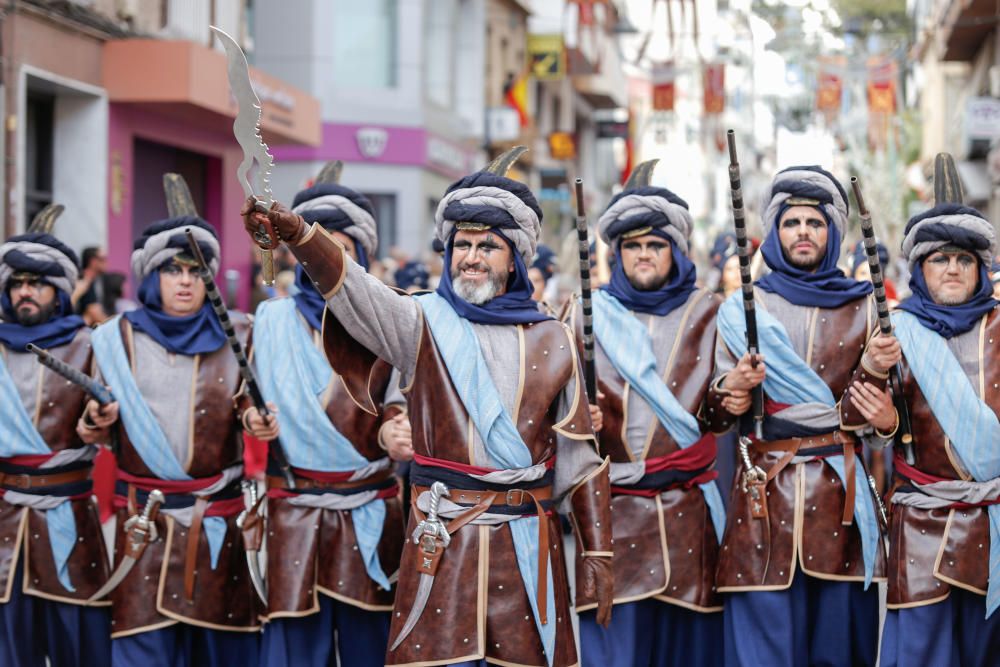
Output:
top-left (24, 91), bottom-right (55, 225)
top-left (362, 192), bottom-right (397, 258)
top-left (331, 0), bottom-right (397, 89)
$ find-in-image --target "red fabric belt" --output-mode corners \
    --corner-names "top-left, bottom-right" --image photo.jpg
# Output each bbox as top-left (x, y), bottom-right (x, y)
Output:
top-left (413, 453), bottom-right (555, 476)
top-left (268, 484), bottom-right (399, 501)
top-left (117, 469), bottom-right (224, 495)
top-left (644, 434), bottom-right (717, 474)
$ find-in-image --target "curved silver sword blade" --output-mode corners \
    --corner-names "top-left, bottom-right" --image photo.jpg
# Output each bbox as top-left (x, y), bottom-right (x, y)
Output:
top-left (209, 25), bottom-right (274, 208)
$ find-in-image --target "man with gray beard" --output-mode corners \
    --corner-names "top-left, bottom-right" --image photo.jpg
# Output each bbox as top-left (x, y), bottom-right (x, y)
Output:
top-left (243, 147), bottom-right (614, 667)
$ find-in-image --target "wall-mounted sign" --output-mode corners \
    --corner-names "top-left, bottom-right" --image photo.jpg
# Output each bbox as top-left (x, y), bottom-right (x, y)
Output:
top-left (548, 132), bottom-right (576, 160)
top-left (487, 107), bottom-right (522, 142)
top-left (596, 119), bottom-right (629, 140)
top-left (356, 127), bottom-right (389, 159)
top-left (527, 34), bottom-right (566, 81)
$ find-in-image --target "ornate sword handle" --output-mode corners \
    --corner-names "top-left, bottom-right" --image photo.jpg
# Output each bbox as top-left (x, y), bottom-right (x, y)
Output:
top-left (123, 489), bottom-right (164, 547)
top-left (414, 482), bottom-right (451, 550)
top-left (738, 437), bottom-right (767, 493)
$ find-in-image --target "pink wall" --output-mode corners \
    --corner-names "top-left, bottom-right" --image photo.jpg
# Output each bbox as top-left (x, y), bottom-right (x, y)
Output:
top-left (107, 104), bottom-right (254, 310)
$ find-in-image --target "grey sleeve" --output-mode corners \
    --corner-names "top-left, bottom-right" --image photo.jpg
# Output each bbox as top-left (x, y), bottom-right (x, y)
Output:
top-left (552, 369), bottom-right (604, 505)
top-left (712, 334), bottom-right (738, 384)
top-left (325, 258), bottom-right (422, 378)
top-left (384, 368), bottom-right (406, 409)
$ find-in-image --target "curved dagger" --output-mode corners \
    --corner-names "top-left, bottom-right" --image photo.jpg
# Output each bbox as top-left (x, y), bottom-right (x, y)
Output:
top-left (88, 490), bottom-right (165, 603)
top-left (390, 482), bottom-right (451, 651)
top-left (209, 25), bottom-right (278, 284)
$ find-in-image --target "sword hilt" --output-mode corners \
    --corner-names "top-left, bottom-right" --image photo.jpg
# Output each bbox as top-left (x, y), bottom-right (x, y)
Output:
top-left (123, 489), bottom-right (165, 549)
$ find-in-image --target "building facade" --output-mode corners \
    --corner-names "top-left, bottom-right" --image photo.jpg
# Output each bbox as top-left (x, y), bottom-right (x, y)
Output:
top-left (2, 0), bottom-right (320, 308)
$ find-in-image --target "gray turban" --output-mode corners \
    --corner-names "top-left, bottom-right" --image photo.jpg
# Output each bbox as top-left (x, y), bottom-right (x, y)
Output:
top-left (597, 186), bottom-right (694, 255)
top-left (131, 216), bottom-right (220, 284)
top-left (291, 183), bottom-right (378, 258)
top-left (760, 166), bottom-right (849, 237)
top-left (434, 172), bottom-right (543, 262)
top-left (901, 203), bottom-right (996, 271)
top-left (0, 234), bottom-right (79, 296)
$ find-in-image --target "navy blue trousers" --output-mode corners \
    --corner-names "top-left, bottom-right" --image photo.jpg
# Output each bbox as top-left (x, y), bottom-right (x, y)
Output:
top-left (0, 561), bottom-right (110, 667)
top-left (723, 571), bottom-right (878, 667)
top-left (112, 622), bottom-right (259, 667)
top-left (260, 595), bottom-right (390, 667)
top-left (881, 589), bottom-right (1000, 667)
top-left (579, 598), bottom-right (723, 667)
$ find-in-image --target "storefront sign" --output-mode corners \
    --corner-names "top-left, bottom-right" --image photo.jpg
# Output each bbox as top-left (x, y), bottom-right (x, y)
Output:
top-left (528, 34), bottom-right (566, 81)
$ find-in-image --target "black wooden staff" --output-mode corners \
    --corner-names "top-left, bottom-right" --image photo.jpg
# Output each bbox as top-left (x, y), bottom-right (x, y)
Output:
top-left (184, 229), bottom-right (295, 488)
top-left (850, 177), bottom-right (915, 465)
top-left (727, 130), bottom-right (764, 439)
top-left (28, 343), bottom-right (120, 456)
top-left (574, 178), bottom-right (597, 405)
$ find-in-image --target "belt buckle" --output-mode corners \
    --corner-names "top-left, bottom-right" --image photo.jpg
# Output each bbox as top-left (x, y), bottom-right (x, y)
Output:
top-left (505, 489), bottom-right (525, 506)
top-left (7, 473), bottom-right (31, 489)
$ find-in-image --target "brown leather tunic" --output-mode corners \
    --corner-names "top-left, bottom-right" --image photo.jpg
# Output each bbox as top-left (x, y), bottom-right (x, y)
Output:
top-left (0, 328), bottom-right (110, 606)
top-left (104, 316), bottom-right (259, 637)
top-left (857, 309), bottom-right (1000, 608)
top-left (710, 293), bottom-right (888, 590)
top-left (264, 311), bottom-right (404, 618)
top-left (324, 310), bottom-right (599, 667)
top-left (567, 289), bottom-right (724, 612)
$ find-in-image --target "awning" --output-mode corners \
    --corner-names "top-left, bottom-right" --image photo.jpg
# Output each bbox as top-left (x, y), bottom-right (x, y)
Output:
top-left (103, 39), bottom-right (320, 146)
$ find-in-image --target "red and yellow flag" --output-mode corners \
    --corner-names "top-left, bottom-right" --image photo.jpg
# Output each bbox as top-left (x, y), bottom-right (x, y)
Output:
top-left (505, 73), bottom-right (530, 127)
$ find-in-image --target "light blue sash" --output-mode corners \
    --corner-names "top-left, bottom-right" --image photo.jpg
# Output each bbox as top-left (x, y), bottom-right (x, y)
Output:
top-left (591, 290), bottom-right (725, 540)
top-left (92, 316), bottom-right (226, 568)
top-left (717, 291), bottom-right (880, 586)
top-left (416, 292), bottom-right (556, 665)
top-left (0, 349), bottom-right (77, 591)
top-left (893, 310), bottom-right (1000, 617)
top-left (254, 297), bottom-right (389, 589)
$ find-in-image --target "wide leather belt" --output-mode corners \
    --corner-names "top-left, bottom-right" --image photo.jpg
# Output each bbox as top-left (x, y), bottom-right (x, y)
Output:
top-left (413, 484), bottom-right (553, 508)
top-left (266, 468), bottom-right (393, 492)
top-left (751, 431), bottom-right (858, 526)
top-left (0, 467), bottom-right (91, 490)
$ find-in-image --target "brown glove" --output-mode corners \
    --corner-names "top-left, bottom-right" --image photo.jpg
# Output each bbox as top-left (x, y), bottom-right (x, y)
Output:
top-left (579, 555), bottom-right (613, 627)
top-left (240, 197), bottom-right (308, 246)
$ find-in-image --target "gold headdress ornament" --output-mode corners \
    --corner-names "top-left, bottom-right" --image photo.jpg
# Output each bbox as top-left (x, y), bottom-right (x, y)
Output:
top-left (163, 173), bottom-right (200, 218)
top-left (620, 159), bottom-right (660, 239)
top-left (315, 160), bottom-right (344, 185)
top-left (933, 152), bottom-right (964, 205)
top-left (26, 203), bottom-right (65, 235)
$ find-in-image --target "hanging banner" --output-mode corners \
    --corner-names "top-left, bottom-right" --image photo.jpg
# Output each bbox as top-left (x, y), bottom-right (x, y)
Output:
top-left (816, 56), bottom-right (844, 116)
top-left (652, 62), bottom-right (676, 112)
top-left (867, 57), bottom-right (897, 115)
top-left (703, 63), bottom-right (725, 115)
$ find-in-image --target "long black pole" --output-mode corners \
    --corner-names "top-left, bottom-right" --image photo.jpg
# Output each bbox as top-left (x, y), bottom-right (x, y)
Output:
top-left (850, 178), bottom-right (915, 465)
top-left (574, 178), bottom-right (598, 405)
top-left (184, 229), bottom-right (295, 488)
top-left (727, 130), bottom-right (764, 439)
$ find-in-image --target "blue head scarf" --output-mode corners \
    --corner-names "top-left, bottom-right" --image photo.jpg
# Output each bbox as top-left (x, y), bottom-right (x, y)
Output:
top-left (436, 230), bottom-right (550, 325)
top-left (0, 233), bottom-right (85, 351)
top-left (897, 204), bottom-right (998, 338)
top-left (756, 204), bottom-right (873, 308)
top-left (124, 218), bottom-right (226, 355)
top-left (395, 260), bottom-right (430, 292)
top-left (602, 229), bottom-right (697, 316)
